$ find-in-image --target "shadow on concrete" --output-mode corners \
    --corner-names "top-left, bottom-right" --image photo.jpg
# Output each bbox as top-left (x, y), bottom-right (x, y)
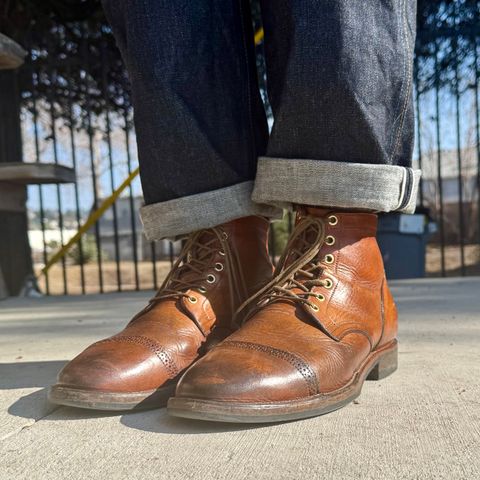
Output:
top-left (120, 408), bottom-right (283, 435)
top-left (42, 405), bottom-right (127, 421)
top-left (2, 361), bottom-right (124, 421)
top-left (1, 361), bottom-right (154, 424)
top-left (7, 388), bottom-right (56, 420)
top-left (0, 361), bottom-right (66, 390)
top-left (1, 360), bottom-right (67, 420)
top-left (2, 361), bottom-right (118, 423)
top-left (8, 391), bottom-right (125, 422)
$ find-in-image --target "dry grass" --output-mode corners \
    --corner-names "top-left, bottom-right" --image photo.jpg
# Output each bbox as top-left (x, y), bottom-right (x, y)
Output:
top-left (34, 260), bottom-right (172, 295)
top-left (426, 244), bottom-right (480, 277)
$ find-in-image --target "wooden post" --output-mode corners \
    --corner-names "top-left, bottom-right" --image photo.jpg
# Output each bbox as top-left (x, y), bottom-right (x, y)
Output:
top-left (0, 34), bottom-right (29, 297)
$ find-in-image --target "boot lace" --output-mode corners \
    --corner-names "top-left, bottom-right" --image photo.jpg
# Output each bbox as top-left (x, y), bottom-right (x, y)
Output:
top-left (147, 227), bottom-right (249, 317)
top-left (234, 216), bottom-right (331, 324)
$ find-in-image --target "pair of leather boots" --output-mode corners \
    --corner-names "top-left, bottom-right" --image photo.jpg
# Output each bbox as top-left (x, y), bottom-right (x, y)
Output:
top-left (49, 207), bottom-right (398, 423)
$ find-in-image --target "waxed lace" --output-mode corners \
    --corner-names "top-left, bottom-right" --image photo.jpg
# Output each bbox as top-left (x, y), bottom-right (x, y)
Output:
top-left (148, 227), bottom-right (249, 317)
top-left (234, 216), bottom-right (331, 325)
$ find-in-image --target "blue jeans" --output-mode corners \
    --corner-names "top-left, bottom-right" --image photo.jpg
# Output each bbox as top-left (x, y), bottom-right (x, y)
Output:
top-left (102, 0), bottom-right (420, 239)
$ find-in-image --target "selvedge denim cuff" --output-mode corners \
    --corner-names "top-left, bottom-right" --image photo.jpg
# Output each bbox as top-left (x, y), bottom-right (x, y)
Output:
top-left (140, 181), bottom-right (283, 240)
top-left (252, 157), bottom-right (421, 214)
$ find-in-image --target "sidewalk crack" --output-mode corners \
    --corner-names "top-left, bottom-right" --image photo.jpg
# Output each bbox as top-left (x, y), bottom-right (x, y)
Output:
top-left (1, 405), bottom-right (61, 442)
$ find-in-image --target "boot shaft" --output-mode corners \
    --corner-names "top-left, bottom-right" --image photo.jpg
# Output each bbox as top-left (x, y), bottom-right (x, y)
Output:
top-left (299, 207), bottom-right (397, 348)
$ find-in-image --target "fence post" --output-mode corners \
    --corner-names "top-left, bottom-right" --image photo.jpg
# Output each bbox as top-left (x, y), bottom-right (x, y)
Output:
top-left (0, 34), bottom-right (31, 297)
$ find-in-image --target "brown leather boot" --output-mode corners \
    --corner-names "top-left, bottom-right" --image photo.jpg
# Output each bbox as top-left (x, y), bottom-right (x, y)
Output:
top-left (168, 207), bottom-right (398, 422)
top-left (48, 216), bottom-right (273, 410)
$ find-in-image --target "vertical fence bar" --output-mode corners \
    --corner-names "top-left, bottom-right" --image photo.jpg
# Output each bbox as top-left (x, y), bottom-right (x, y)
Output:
top-left (453, 29), bottom-right (466, 275)
top-left (82, 29), bottom-right (104, 292)
top-left (67, 65), bottom-right (86, 294)
top-left (169, 241), bottom-right (174, 267)
top-left (30, 63), bottom-right (50, 294)
top-left (150, 242), bottom-right (158, 290)
top-left (434, 41), bottom-right (446, 277)
top-left (48, 55), bottom-right (68, 294)
top-left (287, 211), bottom-right (293, 234)
top-left (101, 42), bottom-right (122, 291)
top-left (473, 28), bottom-right (480, 259)
top-left (414, 58), bottom-right (424, 207)
top-left (124, 107), bottom-right (140, 290)
top-left (269, 224), bottom-right (276, 265)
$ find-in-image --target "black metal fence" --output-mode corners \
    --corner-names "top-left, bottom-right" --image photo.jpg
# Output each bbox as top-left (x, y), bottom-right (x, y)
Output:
top-left (17, 15), bottom-right (480, 295)
top-left (20, 27), bottom-right (167, 294)
top-left (415, 17), bottom-right (480, 277)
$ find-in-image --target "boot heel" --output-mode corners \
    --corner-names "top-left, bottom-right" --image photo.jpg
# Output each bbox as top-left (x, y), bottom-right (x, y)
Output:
top-left (366, 343), bottom-right (398, 381)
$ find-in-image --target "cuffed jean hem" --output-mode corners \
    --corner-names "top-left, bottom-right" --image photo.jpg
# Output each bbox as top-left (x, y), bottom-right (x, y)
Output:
top-left (140, 181), bottom-right (283, 240)
top-left (251, 157), bottom-right (421, 214)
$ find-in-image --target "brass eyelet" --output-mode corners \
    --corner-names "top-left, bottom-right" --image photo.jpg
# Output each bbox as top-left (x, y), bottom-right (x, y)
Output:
top-left (214, 262), bottom-right (224, 272)
top-left (324, 278), bottom-right (333, 289)
top-left (324, 254), bottom-right (335, 264)
top-left (316, 294), bottom-right (325, 302)
top-left (219, 249), bottom-right (226, 256)
top-left (222, 231), bottom-right (228, 240)
top-left (188, 296), bottom-right (197, 304)
top-left (310, 304), bottom-right (319, 312)
top-left (206, 274), bottom-right (216, 284)
top-left (325, 235), bottom-right (336, 246)
top-left (198, 286), bottom-right (207, 294)
top-left (328, 215), bottom-right (339, 226)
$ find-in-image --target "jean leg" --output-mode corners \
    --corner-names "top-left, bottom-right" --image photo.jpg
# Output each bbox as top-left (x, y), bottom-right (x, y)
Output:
top-left (253, 0), bottom-right (421, 213)
top-left (102, 0), bottom-right (279, 239)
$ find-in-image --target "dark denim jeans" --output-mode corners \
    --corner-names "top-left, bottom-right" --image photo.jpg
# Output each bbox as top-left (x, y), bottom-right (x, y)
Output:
top-left (102, 0), bottom-right (420, 239)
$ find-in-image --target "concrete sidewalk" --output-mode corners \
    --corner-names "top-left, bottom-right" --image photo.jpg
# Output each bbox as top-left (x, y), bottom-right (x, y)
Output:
top-left (1, 278), bottom-right (479, 480)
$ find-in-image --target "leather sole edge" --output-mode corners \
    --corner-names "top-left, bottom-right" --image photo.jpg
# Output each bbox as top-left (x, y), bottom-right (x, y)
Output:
top-left (48, 383), bottom-right (177, 411)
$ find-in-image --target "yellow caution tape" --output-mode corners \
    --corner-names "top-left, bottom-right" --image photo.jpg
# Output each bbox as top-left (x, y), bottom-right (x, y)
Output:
top-left (40, 29), bottom-right (266, 277)
top-left (40, 166), bottom-right (140, 276)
